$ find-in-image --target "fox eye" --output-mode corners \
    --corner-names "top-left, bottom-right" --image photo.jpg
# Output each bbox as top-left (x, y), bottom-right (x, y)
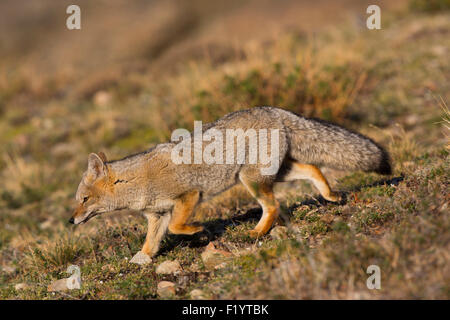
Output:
top-left (82, 196), bottom-right (89, 203)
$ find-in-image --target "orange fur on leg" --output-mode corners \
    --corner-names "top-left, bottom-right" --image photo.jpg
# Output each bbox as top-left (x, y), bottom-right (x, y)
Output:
top-left (239, 174), bottom-right (280, 238)
top-left (168, 190), bottom-right (203, 235)
top-left (290, 162), bottom-right (340, 202)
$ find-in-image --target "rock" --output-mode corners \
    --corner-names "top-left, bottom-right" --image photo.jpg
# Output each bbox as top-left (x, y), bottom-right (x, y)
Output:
top-left (130, 251), bottom-right (152, 265)
top-left (2, 265), bottom-right (16, 274)
top-left (66, 265), bottom-right (82, 289)
top-left (48, 265), bottom-right (82, 292)
top-left (270, 226), bottom-right (288, 240)
top-left (93, 91), bottom-right (112, 107)
top-left (431, 45), bottom-right (446, 57)
top-left (15, 283), bottom-right (30, 291)
top-left (157, 281), bottom-right (176, 298)
top-left (190, 289), bottom-right (207, 300)
top-left (201, 242), bottom-right (232, 270)
top-left (48, 279), bottom-right (69, 292)
top-left (156, 260), bottom-right (182, 275)
top-left (405, 114), bottom-right (420, 126)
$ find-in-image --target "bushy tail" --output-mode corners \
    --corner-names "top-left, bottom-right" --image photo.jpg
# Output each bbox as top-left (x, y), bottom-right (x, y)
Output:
top-left (280, 110), bottom-right (392, 175)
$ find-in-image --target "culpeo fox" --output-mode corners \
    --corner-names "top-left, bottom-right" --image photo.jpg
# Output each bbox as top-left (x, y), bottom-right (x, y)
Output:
top-left (70, 107), bottom-right (391, 262)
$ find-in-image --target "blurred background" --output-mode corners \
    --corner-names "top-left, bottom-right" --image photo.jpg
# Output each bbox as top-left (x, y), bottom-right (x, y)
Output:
top-left (0, 1), bottom-right (406, 79)
top-left (0, 0), bottom-right (449, 299)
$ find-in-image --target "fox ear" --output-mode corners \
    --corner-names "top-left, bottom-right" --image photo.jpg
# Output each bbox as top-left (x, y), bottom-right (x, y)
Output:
top-left (97, 151), bottom-right (107, 163)
top-left (87, 153), bottom-right (107, 179)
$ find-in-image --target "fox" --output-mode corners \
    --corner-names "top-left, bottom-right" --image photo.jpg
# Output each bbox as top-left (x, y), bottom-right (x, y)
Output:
top-left (70, 106), bottom-right (391, 262)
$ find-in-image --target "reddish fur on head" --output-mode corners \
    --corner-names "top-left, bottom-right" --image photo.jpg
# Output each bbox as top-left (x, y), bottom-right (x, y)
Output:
top-left (70, 152), bottom-right (117, 224)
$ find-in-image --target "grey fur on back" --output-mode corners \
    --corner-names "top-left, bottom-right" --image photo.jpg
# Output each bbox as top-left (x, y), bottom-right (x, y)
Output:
top-left (209, 106), bottom-right (391, 175)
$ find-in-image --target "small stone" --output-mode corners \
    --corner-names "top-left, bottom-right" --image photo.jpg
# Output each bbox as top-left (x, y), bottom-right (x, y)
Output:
top-left (15, 283), bottom-right (30, 291)
top-left (156, 260), bottom-right (182, 275)
top-left (404, 114), bottom-right (420, 126)
top-left (93, 91), bottom-right (112, 107)
top-left (270, 226), bottom-right (288, 240)
top-left (190, 289), bottom-right (207, 300)
top-left (48, 265), bottom-right (82, 292)
top-left (47, 279), bottom-right (68, 292)
top-left (201, 242), bottom-right (232, 270)
top-left (66, 276), bottom-right (81, 290)
top-left (157, 281), bottom-right (176, 298)
top-left (130, 251), bottom-right (152, 265)
top-left (431, 45), bottom-right (446, 57)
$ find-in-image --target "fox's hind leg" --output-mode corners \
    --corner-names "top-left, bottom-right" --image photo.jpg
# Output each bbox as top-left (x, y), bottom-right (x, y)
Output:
top-left (281, 160), bottom-right (340, 202)
top-left (239, 172), bottom-right (280, 238)
top-left (168, 190), bottom-right (204, 235)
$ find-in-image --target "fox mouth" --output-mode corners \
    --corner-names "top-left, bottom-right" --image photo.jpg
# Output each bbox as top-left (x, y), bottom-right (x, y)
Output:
top-left (81, 211), bottom-right (100, 224)
top-left (71, 211), bottom-right (99, 225)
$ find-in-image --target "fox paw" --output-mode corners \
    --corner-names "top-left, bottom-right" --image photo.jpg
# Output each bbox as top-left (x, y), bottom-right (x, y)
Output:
top-left (247, 229), bottom-right (264, 238)
top-left (324, 192), bottom-right (342, 203)
top-left (169, 223), bottom-right (204, 235)
top-left (130, 251), bottom-right (152, 265)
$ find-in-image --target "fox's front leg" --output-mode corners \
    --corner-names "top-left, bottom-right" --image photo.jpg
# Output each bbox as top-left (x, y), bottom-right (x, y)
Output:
top-left (141, 212), bottom-right (171, 256)
top-left (130, 212), bottom-right (171, 264)
top-left (168, 190), bottom-right (203, 235)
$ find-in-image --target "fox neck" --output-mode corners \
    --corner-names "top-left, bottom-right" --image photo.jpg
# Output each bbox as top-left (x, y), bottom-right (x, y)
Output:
top-left (112, 183), bottom-right (147, 211)
top-left (105, 146), bottom-right (173, 211)
top-left (107, 160), bottom-right (159, 211)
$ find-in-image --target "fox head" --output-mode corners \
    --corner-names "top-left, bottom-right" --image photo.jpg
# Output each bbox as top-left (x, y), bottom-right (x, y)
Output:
top-left (70, 152), bottom-right (117, 225)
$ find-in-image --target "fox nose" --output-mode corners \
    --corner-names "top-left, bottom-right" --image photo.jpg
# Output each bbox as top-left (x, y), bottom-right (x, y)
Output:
top-left (69, 217), bottom-right (75, 224)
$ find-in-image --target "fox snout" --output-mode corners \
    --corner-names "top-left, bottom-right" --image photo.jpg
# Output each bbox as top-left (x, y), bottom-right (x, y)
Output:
top-left (70, 203), bottom-right (89, 225)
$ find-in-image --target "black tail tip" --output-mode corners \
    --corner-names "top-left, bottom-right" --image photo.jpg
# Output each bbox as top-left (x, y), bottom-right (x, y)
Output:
top-left (375, 155), bottom-right (392, 175)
